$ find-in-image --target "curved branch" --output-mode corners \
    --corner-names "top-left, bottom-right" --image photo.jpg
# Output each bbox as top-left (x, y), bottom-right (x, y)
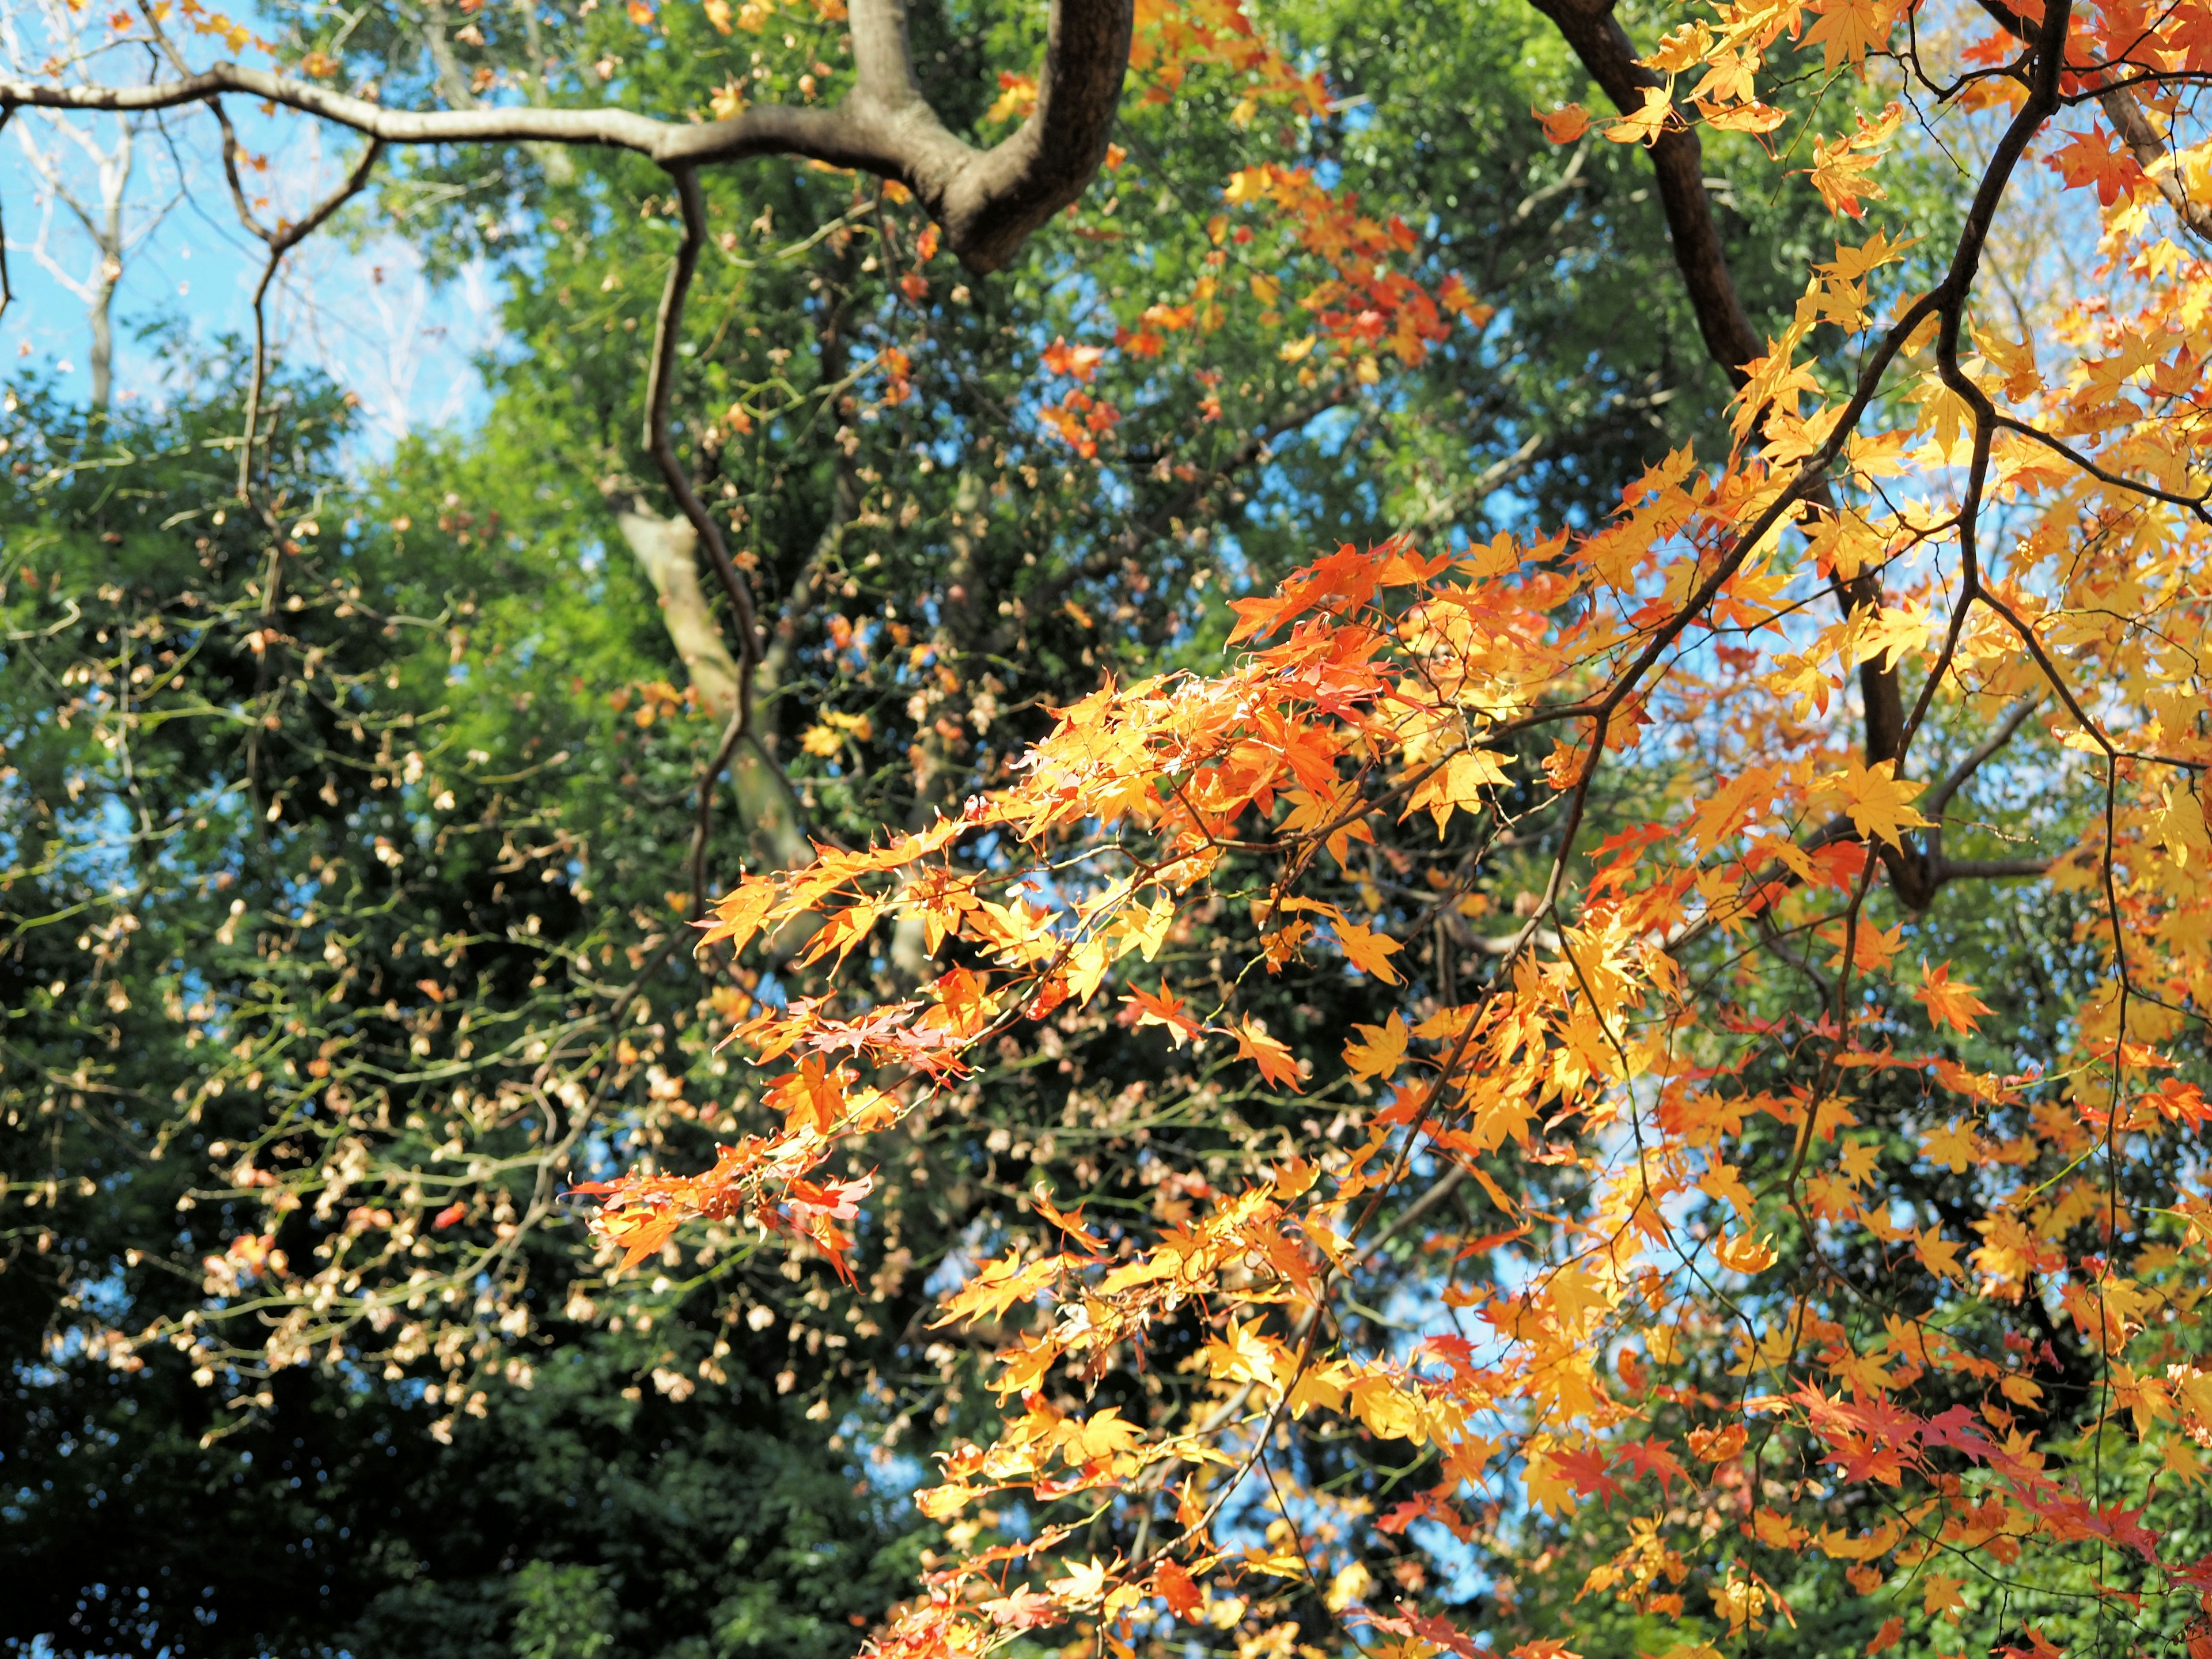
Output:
top-left (0, 0), bottom-right (1131, 271)
top-left (238, 135), bottom-right (384, 502)
top-left (644, 166), bottom-right (759, 730)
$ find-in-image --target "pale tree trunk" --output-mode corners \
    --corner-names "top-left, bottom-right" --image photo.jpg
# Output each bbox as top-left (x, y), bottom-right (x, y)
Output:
top-left (610, 501), bottom-right (810, 874)
top-left (12, 109), bottom-right (137, 418)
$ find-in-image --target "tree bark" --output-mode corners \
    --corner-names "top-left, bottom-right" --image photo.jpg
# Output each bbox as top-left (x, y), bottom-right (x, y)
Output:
top-left (609, 498), bottom-right (810, 872)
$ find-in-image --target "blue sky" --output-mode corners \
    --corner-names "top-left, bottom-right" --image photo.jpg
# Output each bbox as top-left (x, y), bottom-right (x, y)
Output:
top-left (1, 90), bottom-right (499, 450)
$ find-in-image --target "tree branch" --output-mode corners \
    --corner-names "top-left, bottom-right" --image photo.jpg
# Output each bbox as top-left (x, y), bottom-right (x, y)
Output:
top-left (1527, 0), bottom-right (1907, 767)
top-left (238, 135), bottom-right (384, 502)
top-left (1, 0), bottom-right (1132, 271)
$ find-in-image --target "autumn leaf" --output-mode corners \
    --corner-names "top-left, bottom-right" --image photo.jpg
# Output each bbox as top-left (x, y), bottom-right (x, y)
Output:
top-left (1532, 102), bottom-right (1591, 143)
top-left (1605, 86), bottom-right (1673, 146)
top-left (1335, 919), bottom-right (1403, 983)
top-left (1062, 1407), bottom-right (1143, 1463)
top-left (1233, 1016), bottom-right (1303, 1090)
top-left (934, 1251), bottom-right (1064, 1326)
top-left (1915, 960), bottom-right (1993, 1033)
top-left (1343, 1010), bottom-right (1409, 1082)
top-left (765, 1055), bottom-right (847, 1134)
top-left (1914, 1227), bottom-right (1965, 1279)
top-left (1802, 0), bottom-right (1904, 70)
top-left (1032, 1191), bottom-right (1108, 1255)
top-left (1814, 754), bottom-right (1931, 849)
top-left (1919, 1119), bottom-right (1981, 1172)
top-left (1155, 1560), bottom-right (1203, 1620)
top-left (1121, 979), bottom-right (1203, 1047)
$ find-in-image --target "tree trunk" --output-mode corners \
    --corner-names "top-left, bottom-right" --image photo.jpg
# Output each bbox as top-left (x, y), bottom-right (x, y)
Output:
top-left (609, 502), bottom-right (809, 873)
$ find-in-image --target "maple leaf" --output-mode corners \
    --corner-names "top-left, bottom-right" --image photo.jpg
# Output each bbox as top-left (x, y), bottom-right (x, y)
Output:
top-left (1699, 97), bottom-right (1787, 132)
top-left (1532, 102), bottom-right (1590, 143)
top-left (696, 877), bottom-right (781, 954)
top-left (934, 1251), bottom-right (1063, 1325)
top-left (1715, 1233), bottom-right (1778, 1273)
top-left (1343, 1010), bottom-right (1410, 1082)
top-left (1615, 1438), bottom-right (1687, 1494)
top-left (1915, 960), bottom-right (1993, 1033)
top-left (1405, 747), bottom-right (1510, 834)
top-left (1154, 1560), bottom-right (1203, 1620)
top-left (1919, 1119), bottom-right (1981, 1172)
top-left (1335, 919), bottom-right (1404, 983)
top-left (1807, 132), bottom-right (1885, 217)
top-left (1605, 85), bottom-right (1673, 146)
top-left (1821, 917), bottom-right (1904, 973)
top-left (1233, 1016), bottom-right (1303, 1090)
top-left (765, 1055), bottom-right (848, 1135)
top-left (1032, 1191), bottom-right (1108, 1255)
top-left (2047, 127), bottom-right (2142, 207)
top-left (1120, 979), bottom-right (1202, 1047)
top-left (1062, 1406), bottom-right (1143, 1463)
top-left (1550, 1444), bottom-right (1622, 1503)
top-left (1802, 0), bottom-right (1903, 70)
top-left (1914, 1227), bottom-right (1965, 1279)
top-left (1815, 754), bottom-right (1932, 849)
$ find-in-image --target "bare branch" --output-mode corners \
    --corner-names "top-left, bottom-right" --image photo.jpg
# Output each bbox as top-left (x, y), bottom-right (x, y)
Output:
top-left (1923, 692), bottom-right (2044, 823)
top-left (643, 166), bottom-right (759, 728)
top-left (0, 111), bottom-right (11, 331)
top-left (239, 138), bottom-right (384, 501)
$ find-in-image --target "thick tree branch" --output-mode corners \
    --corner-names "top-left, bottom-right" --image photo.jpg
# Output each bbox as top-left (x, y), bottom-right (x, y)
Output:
top-left (0, 0), bottom-right (1131, 270)
top-left (1524, 0), bottom-right (1759, 374)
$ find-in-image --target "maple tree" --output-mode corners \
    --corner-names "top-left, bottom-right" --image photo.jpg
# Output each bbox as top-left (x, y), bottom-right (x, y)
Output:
top-left (9, 0), bottom-right (2212, 1650)
top-left (554, 5), bottom-right (2212, 1658)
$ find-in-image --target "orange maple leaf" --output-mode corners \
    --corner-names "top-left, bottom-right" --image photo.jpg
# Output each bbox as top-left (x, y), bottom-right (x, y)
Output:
top-left (1120, 979), bottom-right (1203, 1047)
top-left (1914, 961), bottom-right (1993, 1034)
top-left (1232, 1016), bottom-right (1303, 1090)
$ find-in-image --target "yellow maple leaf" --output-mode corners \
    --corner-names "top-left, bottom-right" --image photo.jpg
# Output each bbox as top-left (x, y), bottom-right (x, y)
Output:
top-left (1914, 1227), bottom-right (1965, 1279)
top-left (1405, 748), bottom-right (1510, 835)
top-left (1821, 917), bottom-right (1904, 972)
top-left (1802, 0), bottom-right (1903, 71)
top-left (1343, 1011), bottom-right (1409, 1082)
top-left (1605, 85), bottom-right (1673, 146)
top-left (1807, 134), bottom-right (1885, 217)
top-left (1816, 754), bottom-right (1931, 849)
top-left (1715, 1232), bottom-right (1778, 1273)
top-left (1919, 1119), bottom-right (1981, 1172)
top-left (1335, 919), bottom-right (1403, 983)
top-left (1697, 1160), bottom-right (1755, 1219)
top-left (1921, 1574), bottom-right (1964, 1618)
